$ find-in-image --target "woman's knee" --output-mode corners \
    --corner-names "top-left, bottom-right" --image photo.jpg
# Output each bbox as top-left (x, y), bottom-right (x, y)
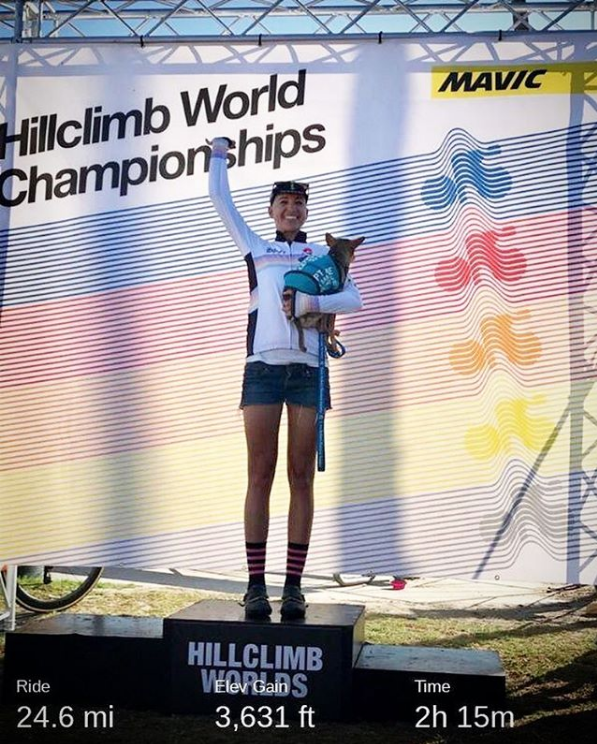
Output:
top-left (287, 462), bottom-right (315, 491)
top-left (248, 455), bottom-right (278, 492)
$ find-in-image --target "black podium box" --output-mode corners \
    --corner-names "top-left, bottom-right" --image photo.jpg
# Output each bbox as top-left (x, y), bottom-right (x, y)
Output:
top-left (164, 600), bottom-right (365, 721)
top-left (3, 615), bottom-right (164, 709)
top-left (353, 644), bottom-right (506, 723)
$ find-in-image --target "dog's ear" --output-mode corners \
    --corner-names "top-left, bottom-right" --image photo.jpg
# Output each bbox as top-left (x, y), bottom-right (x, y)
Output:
top-left (350, 236), bottom-right (365, 249)
top-left (325, 233), bottom-right (335, 247)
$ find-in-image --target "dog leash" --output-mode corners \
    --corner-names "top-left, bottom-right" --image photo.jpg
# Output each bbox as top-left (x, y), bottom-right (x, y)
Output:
top-left (317, 330), bottom-right (348, 471)
top-left (317, 331), bottom-right (327, 472)
top-left (326, 340), bottom-right (346, 358)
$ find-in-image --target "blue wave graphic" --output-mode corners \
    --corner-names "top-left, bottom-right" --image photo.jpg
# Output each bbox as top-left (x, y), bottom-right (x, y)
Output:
top-left (1, 123), bottom-right (596, 307)
top-left (422, 145), bottom-right (512, 209)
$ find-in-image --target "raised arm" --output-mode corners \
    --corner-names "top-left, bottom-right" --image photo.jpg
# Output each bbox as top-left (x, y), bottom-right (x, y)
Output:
top-left (208, 137), bottom-right (259, 257)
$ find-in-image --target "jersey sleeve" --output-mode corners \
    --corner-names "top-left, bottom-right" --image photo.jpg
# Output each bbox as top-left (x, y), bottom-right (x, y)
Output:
top-left (317, 273), bottom-right (364, 314)
top-left (208, 149), bottom-right (260, 258)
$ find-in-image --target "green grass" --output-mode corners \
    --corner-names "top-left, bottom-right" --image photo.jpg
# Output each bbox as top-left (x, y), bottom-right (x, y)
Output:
top-left (1, 583), bottom-right (596, 743)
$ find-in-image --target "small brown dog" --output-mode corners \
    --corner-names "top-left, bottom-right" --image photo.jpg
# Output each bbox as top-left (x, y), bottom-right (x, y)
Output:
top-left (283, 233), bottom-right (365, 354)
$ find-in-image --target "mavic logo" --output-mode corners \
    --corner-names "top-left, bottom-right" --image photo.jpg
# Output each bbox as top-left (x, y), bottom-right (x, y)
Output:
top-left (438, 69), bottom-right (547, 94)
top-left (431, 64), bottom-right (578, 98)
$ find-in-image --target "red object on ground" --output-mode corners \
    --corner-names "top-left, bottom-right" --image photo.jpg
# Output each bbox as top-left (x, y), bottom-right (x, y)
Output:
top-left (391, 578), bottom-right (406, 590)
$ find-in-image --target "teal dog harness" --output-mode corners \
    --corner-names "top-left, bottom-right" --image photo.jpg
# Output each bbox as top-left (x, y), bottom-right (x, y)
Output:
top-left (284, 254), bottom-right (345, 296)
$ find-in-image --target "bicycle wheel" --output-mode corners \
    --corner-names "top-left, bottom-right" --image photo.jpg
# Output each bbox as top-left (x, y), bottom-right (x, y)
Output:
top-left (15, 566), bottom-right (104, 612)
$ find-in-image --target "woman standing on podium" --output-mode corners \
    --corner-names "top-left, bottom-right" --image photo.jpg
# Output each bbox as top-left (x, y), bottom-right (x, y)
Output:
top-left (208, 137), bottom-right (363, 620)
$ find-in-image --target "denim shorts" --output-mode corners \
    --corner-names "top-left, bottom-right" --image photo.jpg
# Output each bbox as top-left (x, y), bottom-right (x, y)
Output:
top-left (240, 362), bottom-right (331, 409)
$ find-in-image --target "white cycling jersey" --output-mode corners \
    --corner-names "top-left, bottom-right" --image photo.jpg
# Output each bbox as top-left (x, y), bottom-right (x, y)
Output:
top-left (208, 149), bottom-right (364, 361)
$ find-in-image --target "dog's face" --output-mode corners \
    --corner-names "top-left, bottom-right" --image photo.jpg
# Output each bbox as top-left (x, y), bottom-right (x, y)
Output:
top-left (325, 233), bottom-right (365, 267)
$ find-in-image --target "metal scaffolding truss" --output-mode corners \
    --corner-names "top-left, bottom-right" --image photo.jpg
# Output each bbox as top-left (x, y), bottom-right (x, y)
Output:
top-left (1, 1), bottom-right (596, 41)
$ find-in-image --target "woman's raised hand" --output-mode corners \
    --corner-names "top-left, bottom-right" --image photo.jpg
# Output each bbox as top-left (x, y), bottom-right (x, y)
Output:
top-left (207, 137), bottom-right (236, 149)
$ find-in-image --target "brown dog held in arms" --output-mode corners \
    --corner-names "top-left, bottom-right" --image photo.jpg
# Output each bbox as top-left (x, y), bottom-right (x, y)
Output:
top-left (283, 233), bottom-right (365, 355)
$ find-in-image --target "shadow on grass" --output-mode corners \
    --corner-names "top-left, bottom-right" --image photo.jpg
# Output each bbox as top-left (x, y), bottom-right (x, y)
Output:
top-left (437, 709), bottom-right (597, 743)
top-left (366, 595), bottom-right (597, 649)
top-left (511, 645), bottom-right (597, 713)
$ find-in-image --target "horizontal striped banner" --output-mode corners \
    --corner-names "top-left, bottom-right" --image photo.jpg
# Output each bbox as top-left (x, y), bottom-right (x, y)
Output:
top-left (2, 41), bottom-right (596, 584)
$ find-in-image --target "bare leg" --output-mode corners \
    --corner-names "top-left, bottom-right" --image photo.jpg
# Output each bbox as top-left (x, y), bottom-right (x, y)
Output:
top-left (286, 404), bottom-right (317, 544)
top-left (243, 404), bottom-right (284, 543)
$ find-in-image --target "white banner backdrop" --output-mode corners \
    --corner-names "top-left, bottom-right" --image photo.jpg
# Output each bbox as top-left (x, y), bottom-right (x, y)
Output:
top-left (1, 36), bottom-right (596, 583)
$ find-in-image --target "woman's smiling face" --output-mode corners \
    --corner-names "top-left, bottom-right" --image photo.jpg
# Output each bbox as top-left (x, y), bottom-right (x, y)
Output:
top-left (269, 192), bottom-right (308, 240)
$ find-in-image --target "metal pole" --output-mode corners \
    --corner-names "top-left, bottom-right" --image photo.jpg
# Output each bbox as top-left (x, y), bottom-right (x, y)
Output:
top-left (565, 86), bottom-right (587, 584)
top-left (1, 566), bottom-right (18, 630)
top-left (14, 0), bottom-right (25, 43)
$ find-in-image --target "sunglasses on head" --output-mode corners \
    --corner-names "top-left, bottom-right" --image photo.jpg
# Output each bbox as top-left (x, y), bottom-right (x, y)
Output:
top-left (270, 181), bottom-right (309, 204)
